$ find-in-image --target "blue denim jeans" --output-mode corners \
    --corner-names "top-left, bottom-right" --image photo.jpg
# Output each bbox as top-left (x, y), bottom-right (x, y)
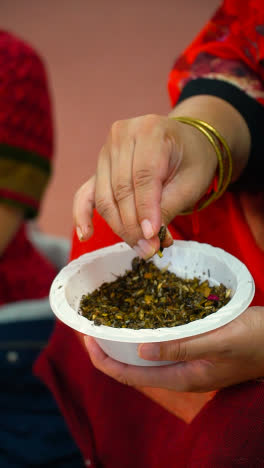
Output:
top-left (0, 318), bottom-right (84, 467)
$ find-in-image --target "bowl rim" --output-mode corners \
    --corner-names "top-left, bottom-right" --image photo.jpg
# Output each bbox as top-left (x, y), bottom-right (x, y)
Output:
top-left (49, 240), bottom-right (255, 343)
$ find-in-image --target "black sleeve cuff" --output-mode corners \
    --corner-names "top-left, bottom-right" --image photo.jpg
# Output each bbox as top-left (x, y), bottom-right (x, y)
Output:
top-left (177, 78), bottom-right (264, 192)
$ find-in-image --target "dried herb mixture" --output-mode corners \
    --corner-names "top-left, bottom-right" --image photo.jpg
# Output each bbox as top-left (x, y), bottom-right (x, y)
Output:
top-left (79, 257), bottom-right (232, 329)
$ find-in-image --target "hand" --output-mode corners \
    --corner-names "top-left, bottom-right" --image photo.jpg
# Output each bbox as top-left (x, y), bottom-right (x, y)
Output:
top-left (73, 114), bottom-right (217, 258)
top-left (84, 307), bottom-right (264, 392)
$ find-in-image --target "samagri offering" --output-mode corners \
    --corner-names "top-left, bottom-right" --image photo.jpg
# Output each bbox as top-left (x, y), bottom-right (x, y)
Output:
top-left (50, 241), bottom-right (255, 365)
top-left (79, 257), bottom-right (232, 329)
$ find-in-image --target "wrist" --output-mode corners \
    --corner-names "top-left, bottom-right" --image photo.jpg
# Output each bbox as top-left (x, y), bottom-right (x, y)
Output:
top-left (173, 119), bottom-right (218, 174)
top-left (169, 94), bottom-right (250, 183)
top-left (169, 118), bottom-right (219, 205)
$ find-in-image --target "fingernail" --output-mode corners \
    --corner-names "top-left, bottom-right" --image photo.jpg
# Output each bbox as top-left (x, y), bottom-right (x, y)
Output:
top-left (76, 226), bottom-right (84, 241)
top-left (141, 219), bottom-right (154, 240)
top-left (133, 245), bottom-right (143, 257)
top-left (137, 239), bottom-right (156, 259)
top-left (77, 225), bottom-right (90, 241)
top-left (139, 343), bottom-right (160, 360)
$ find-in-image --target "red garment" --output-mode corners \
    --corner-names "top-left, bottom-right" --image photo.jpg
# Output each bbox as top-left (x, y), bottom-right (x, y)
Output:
top-left (35, 0), bottom-right (264, 466)
top-left (0, 224), bottom-right (57, 305)
top-left (169, 0), bottom-right (264, 106)
top-left (36, 193), bottom-right (264, 467)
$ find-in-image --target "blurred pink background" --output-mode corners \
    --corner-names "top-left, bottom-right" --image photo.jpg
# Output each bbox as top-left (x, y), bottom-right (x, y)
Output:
top-left (1, 0), bottom-right (219, 237)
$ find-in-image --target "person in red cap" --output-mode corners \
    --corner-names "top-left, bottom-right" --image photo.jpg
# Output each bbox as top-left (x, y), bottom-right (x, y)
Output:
top-left (0, 31), bottom-right (83, 467)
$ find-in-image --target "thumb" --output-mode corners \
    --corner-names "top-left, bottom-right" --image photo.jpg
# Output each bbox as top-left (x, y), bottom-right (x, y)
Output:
top-left (160, 164), bottom-right (207, 226)
top-left (73, 175), bottom-right (96, 241)
top-left (138, 329), bottom-right (227, 362)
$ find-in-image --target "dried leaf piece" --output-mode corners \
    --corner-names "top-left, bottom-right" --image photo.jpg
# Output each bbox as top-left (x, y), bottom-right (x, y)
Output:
top-left (157, 225), bottom-right (167, 257)
top-left (197, 281), bottom-right (211, 298)
top-left (158, 225), bottom-right (167, 243)
top-left (139, 310), bottom-right (144, 320)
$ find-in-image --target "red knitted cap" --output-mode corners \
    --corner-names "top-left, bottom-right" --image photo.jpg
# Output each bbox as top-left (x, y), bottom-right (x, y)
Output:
top-left (0, 30), bottom-right (54, 218)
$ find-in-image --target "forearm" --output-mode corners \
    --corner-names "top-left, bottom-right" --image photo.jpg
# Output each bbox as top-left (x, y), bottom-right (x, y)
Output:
top-left (169, 94), bottom-right (251, 183)
top-left (0, 204), bottom-right (23, 256)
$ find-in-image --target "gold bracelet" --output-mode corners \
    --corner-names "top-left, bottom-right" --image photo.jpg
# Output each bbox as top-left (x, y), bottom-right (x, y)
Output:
top-left (171, 116), bottom-right (233, 213)
top-left (180, 117), bottom-right (233, 198)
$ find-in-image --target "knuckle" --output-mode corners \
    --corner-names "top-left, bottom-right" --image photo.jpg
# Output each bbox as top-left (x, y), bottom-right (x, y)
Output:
top-left (175, 341), bottom-right (188, 361)
top-left (113, 182), bottom-right (133, 203)
top-left (95, 196), bottom-right (114, 220)
top-left (140, 114), bottom-right (161, 132)
top-left (111, 120), bottom-right (124, 140)
top-left (160, 341), bottom-right (188, 361)
top-left (134, 168), bottom-right (154, 188)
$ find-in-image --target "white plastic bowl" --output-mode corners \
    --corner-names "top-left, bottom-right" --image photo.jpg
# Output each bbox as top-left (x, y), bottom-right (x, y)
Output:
top-left (49, 241), bottom-right (255, 366)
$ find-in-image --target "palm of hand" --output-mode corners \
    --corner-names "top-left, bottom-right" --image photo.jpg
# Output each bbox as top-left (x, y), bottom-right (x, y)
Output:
top-left (85, 306), bottom-right (264, 393)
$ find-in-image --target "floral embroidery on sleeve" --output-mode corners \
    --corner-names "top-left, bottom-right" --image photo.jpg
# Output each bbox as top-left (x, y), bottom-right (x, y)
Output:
top-left (169, 0), bottom-right (264, 107)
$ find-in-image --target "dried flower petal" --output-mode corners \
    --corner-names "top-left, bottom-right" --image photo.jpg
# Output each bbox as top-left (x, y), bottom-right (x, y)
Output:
top-left (207, 294), bottom-right (219, 301)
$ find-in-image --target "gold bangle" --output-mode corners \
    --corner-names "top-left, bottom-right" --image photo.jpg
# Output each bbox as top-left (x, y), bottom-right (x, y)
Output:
top-left (171, 116), bottom-right (233, 213)
top-left (180, 117), bottom-right (233, 198)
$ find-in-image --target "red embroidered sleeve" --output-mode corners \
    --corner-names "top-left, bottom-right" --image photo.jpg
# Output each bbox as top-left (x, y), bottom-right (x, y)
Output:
top-left (168, 0), bottom-right (264, 107)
